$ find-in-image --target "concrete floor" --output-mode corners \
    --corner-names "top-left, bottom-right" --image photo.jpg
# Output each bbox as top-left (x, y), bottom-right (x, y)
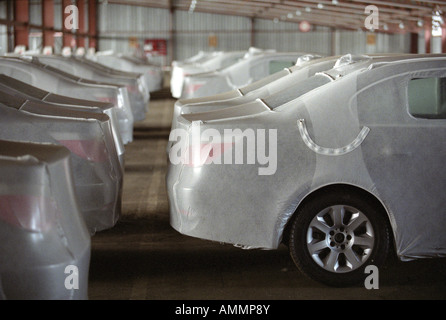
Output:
top-left (88, 97), bottom-right (446, 300)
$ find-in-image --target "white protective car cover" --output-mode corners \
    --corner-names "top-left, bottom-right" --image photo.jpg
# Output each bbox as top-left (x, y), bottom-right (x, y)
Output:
top-left (0, 95), bottom-right (122, 235)
top-left (0, 140), bottom-right (90, 300)
top-left (170, 54), bottom-right (333, 133)
top-left (0, 74), bottom-right (125, 170)
top-left (88, 53), bottom-right (163, 93)
top-left (31, 55), bottom-right (148, 122)
top-left (179, 52), bottom-right (309, 99)
top-left (167, 54), bottom-right (446, 261)
top-left (0, 56), bottom-right (134, 144)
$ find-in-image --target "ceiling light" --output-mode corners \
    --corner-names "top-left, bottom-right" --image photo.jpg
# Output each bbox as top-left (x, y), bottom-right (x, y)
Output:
top-left (296, 10), bottom-right (302, 16)
top-left (188, 0), bottom-right (197, 13)
top-left (287, 13), bottom-right (293, 19)
top-left (399, 22), bottom-right (405, 29)
top-left (318, 4), bottom-right (324, 9)
top-left (305, 7), bottom-right (312, 13)
top-left (332, 0), bottom-right (339, 4)
top-left (417, 20), bottom-right (424, 27)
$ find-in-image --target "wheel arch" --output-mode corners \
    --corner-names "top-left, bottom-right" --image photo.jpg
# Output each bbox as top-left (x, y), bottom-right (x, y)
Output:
top-left (281, 183), bottom-right (397, 255)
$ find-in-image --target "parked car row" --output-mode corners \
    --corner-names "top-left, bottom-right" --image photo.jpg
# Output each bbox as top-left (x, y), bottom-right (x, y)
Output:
top-left (0, 53), bottom-right (159, 299)
top-left (167, 51), bottom-right (446, 287)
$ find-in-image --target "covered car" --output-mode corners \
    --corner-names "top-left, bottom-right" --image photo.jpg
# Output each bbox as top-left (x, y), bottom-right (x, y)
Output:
top-left (0, 74), bottom-right (125, 170)
top-left (179, 51), bottom-right (310, 99)
top-left (168, 54), bottom-right (333, 145)
top-left (89, 52), bottom-right (163, 93)
top-left (0, 56), bottom-right (134, 145)
top-left (166, 54), bottom-right (446, 287)
top-left (0, 91), bottom-right (122, 235)
top-left (171, 50), bottom-right (248, 99)
top-left (30, 55), bottom-right (149, 122)
top-left (0, 139), bottom-right (90, 299)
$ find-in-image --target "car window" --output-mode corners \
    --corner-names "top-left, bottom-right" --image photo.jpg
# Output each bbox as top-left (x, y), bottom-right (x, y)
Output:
top-left (408, 77), bottom-right (446, 119)
top-left (269, 60), bottom-right (295, 75)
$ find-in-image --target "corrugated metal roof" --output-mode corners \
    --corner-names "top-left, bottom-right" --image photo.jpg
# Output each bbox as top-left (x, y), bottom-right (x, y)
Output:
top-left (104, 0), bottom-right (445, 34)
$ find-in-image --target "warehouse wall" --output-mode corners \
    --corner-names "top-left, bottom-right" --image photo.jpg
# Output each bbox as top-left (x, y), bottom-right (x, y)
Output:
top-left (173, 10), bottom-right (251, 61)
top-left (97, 3), bottom-right (412, 65)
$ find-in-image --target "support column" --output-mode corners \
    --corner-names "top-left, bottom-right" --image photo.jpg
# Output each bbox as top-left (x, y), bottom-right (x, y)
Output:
top-left (168, 0), bottom-right (174, 66)
top-left (88, 0), bottom-right (98, 49)
top-left (410, 32), bottom-right (418, 54)
top-left (6, 0), bottom-right (14, 52)
top-left (62, 0), bottom-right (75, 48)
top-left (442, 26), bottom-right (446, 53)
top-left (424, 17), bottom-right (431, 54)
top-left (77, 0), bottom-right (86, 48)
top-left (250, 17), bottom-right (255, 48)
top-left (14, 0), bottom-right (29, 48)
top-left (42, 0), bottom-right (54, 48)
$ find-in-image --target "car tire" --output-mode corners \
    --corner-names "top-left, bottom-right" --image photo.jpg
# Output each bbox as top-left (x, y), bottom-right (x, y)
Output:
top-left (288, 189), bottom-right (391, 287)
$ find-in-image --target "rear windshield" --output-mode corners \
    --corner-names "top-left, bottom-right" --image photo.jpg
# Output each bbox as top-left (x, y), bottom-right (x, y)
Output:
top-left (263, 74), bottom-right (332, 110)
top-left (239, 69), bottom-right (290, 95)
top-left (0, 75), bottom-right (49, 100)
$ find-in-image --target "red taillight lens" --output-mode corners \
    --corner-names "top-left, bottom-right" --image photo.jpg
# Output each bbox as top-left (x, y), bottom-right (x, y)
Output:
top-left (97, 96), bottom-right (118, 106)
top-left (126, 85), bottom-right (139, 94)
top-left (58, 140), bottom-right (108, 162)
top-left (183, 143), bottom-right (233, 167)
top-left (186, 83), bottom-right (204, 95)
top-left (0, 195), bottom-right (58, 232)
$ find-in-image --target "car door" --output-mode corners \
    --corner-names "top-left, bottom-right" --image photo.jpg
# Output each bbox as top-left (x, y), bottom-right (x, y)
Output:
top-left (357, 65), bottom-right (446, 260)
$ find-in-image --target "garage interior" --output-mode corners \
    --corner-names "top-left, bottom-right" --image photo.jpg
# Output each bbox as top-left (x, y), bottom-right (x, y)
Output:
top-left (1, 0), bottom-right (446, 301)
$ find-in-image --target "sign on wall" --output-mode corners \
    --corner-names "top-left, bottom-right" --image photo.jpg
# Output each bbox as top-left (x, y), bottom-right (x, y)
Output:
top-left (144, 39), bottom-right (167, 56)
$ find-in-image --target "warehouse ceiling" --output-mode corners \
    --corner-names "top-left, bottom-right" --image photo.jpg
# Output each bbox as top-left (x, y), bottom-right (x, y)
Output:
top-left (104, 0), bottom-right (446, 33)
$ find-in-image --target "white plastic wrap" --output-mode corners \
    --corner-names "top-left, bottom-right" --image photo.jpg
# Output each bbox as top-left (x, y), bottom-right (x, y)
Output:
top-left (0, 74), bottom-right (125, 170)
top-left (0, 93), bottom-right (122, 235)
top-left (0, 56), bottom-right (134, 144)
top-left (31, 55), bottom-right (148, 122)
top-left (179, 52), bottom-right (311, 99)
top-left (0, 140), bottom-right (90, 299)
top-left (88, 53), bottom-right (163, 93)
top-left (167, 54), bottom-right (446, 262)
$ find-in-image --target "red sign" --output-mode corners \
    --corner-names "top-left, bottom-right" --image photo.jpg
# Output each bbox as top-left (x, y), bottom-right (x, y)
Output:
top-left (144, 39), bottom-right (167, 56)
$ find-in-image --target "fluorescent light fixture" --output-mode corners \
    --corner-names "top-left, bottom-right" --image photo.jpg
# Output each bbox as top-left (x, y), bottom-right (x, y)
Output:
top-left (188, 0), bottom-right (197, 13)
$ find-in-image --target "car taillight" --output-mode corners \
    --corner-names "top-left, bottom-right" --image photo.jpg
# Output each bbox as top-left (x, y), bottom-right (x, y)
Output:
top-left (126, 85), bottom-right (139, 94)
top-left (97, 96), bottom-right (118, 106)
top-left (183, 143), bottom-right (233, 167)
top-left (58, 139), bottom-right (108, 162)
top-left (186, 83), bottom-right (205, 95)
top-left (0, 194), bottom-right (58, 232)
